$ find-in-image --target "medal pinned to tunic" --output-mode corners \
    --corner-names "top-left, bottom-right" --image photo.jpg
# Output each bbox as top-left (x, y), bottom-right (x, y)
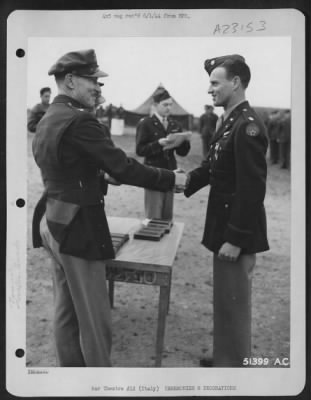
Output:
top-left (246, 122), bottom-right (260, 137)
top-left (214, 142), bottom-right (221, 160)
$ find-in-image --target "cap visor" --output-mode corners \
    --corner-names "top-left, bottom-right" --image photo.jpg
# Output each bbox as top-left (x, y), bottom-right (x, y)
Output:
top-left (85, 69), bottom-right (109, 78)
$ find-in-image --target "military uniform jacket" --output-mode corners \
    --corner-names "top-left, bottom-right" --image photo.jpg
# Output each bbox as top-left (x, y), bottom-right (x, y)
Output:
top-left (136, 115), bottom-right (190, 170)
top-left (278, 114), bottom-right (291, 143)
top-left (267, 114), bottom-right (281, 140)
top-left (199, 112), bottom-right (218, 137)
top-left (32, 95), bottom-right (175, 260)
top-left (184, 101), bottom-right (269, 254)
top-left (27, 103), bottom-right (50, 133)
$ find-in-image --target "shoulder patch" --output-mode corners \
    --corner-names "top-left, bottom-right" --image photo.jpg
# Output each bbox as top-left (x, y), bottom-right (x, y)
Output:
top-left (246, 122), bottom-right (260, 137)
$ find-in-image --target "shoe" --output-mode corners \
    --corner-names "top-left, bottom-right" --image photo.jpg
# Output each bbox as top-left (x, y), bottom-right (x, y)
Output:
top-left (199, 358), bottom-right (213, 367)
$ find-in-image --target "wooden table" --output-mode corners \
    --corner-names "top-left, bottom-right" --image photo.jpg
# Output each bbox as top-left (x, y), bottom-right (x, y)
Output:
top-left (106, 216), bottom-right (184, 367)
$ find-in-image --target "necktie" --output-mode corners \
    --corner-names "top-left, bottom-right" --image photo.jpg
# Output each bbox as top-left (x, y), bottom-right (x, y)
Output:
top-left (162, 117), bottom-right (168, 130)
top-left (216, 115), bottom-right (224, 131)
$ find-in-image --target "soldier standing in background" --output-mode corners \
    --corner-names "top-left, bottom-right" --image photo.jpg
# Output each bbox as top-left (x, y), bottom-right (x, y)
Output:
top-left (278, 109), bottom-right (291, 169)
top-left (199, 105), bottom-right (218, 159)
top-left (136, 88), bottom-right (191, 220)
top-left (27, 87), bottom-right (52, 133)
top-left (266, 110), bottom-right (281, 164)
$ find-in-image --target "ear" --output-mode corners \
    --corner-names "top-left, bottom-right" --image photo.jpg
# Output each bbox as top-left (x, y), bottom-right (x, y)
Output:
top-left (64, 73), bottom-right (75, 90)
top-left (232, 75), bottom-right (241, 90)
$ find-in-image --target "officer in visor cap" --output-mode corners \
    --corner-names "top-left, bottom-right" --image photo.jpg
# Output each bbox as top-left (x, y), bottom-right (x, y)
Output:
top-left (184, 54), bottom-right (269, 367)
top-left (32, 49), bottom-right (187, 367)
top-left (48, 49), bottom-right (109, 77)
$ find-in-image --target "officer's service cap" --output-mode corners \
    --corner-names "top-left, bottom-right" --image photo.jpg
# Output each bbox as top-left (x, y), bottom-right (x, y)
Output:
top-left (153, 89), bottom-right (171, 103)
top-left (48, 49), bottom-right (108, 78)
top-left (204, 54), bottom-right (245, 75)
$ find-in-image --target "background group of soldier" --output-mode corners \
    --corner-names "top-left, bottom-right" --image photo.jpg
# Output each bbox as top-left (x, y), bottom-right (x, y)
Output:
top-left (198, 104), bottom-right (291, 169)
top-left (28, 89), bottom-right (291, 171)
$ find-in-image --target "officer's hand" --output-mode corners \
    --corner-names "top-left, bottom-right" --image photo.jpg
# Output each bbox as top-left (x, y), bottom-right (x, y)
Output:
top-left (218, 242), bottom-right (241, 262)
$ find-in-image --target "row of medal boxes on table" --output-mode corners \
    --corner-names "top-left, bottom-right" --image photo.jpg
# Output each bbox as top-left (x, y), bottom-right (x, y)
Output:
top-left (111, 219), bottom-right (174, 252)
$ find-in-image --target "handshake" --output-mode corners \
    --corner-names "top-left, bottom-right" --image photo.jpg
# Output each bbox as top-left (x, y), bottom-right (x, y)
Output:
top-left (99, 168), bottom-right (189, 193)
top-left (173, 168), bottom-right (189, 193)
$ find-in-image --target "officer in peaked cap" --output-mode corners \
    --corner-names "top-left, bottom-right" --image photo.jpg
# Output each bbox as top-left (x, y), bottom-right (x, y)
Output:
top-left (184, 54), bottom-right (269, 367)
top-left (32, 49), bottom-right (187, 367)
top-left (48, 49), bottom-right (109, 78)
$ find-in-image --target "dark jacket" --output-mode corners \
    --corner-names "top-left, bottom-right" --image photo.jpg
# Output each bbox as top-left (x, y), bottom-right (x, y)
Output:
top-left (278, 113), bottom-right (291, 143)
top-left (267, 113), bottom-right (281, 141)
top-left (27, 103), bottom-right (50, 133)
top-left (32, 95), bottom-right (175, 260)
top-left (136, 114), bottom-right (190, 170)
top-left (199, 112), bottom-right (218, 137)
top-left (185, 101), bottom-right (269, 254)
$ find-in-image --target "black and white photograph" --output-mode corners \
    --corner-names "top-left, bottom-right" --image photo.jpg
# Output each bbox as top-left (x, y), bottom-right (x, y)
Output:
top-left (6, 8), bottom-right (306, 397)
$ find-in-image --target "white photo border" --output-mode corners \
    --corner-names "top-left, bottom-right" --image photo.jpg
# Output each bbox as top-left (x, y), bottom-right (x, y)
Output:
top-left (6, 8), bottom-right (306, 397)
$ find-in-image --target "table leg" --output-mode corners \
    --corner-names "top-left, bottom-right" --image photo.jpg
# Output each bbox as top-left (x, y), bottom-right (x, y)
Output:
top-left (155, 285), bottom-right (170, 367)
top-left (167, 270), bottom-right (172, 315)
top-left (108, 278), bottom-right (114, 308)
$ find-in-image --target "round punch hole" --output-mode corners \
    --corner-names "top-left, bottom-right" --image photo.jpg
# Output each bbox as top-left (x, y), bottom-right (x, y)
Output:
top-left (15, 348), bottom-right (25, 358)
top-left (16, 49), bottom-right (25, 58)
top-left (16, 198), bottom-right (25, 208)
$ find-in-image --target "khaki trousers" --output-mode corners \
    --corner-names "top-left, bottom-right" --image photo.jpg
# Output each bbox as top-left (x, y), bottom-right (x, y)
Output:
top-left (40, 217), bottom-right (112, 367)
top-left (144, 189), bottom-right (174, 220)
top-left (213, 253), bottom-right (256, 367)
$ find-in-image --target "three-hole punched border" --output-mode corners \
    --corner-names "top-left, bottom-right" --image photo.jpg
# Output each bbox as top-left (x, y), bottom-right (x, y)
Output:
top-left (15, 349), bottom-right (25, 358)
top-left (16, 198), bottom-right (25, 208)
top-left (16, 49), bottom-right (25, 57)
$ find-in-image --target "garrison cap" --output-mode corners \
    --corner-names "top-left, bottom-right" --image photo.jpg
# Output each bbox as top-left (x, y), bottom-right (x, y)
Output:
top-left (153, 88), bottom-right (171, 103)
top-left (48, 49), bottom-right (108, 78)
top-left (204, 54), bottom-right (245, 75)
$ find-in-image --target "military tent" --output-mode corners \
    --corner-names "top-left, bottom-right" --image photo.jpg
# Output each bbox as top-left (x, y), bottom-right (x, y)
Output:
top-left (124, 84), bottom-right (193, 130)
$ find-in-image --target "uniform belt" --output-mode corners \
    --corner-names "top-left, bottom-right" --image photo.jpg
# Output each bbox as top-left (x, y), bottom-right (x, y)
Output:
top-left (45, 178), bottom-right (99, 191)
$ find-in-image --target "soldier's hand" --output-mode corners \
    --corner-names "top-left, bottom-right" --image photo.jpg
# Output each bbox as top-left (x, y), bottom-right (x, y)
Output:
top-left (217, 242), bottom-right (241, 262)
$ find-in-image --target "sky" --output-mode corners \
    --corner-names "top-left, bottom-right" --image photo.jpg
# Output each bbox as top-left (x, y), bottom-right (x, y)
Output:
top-left (27, 36), bottom-right (291, 116)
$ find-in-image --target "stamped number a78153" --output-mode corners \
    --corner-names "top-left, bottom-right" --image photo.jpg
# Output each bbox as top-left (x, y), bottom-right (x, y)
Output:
top-left (213, 21), bottom-right (267, 35)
